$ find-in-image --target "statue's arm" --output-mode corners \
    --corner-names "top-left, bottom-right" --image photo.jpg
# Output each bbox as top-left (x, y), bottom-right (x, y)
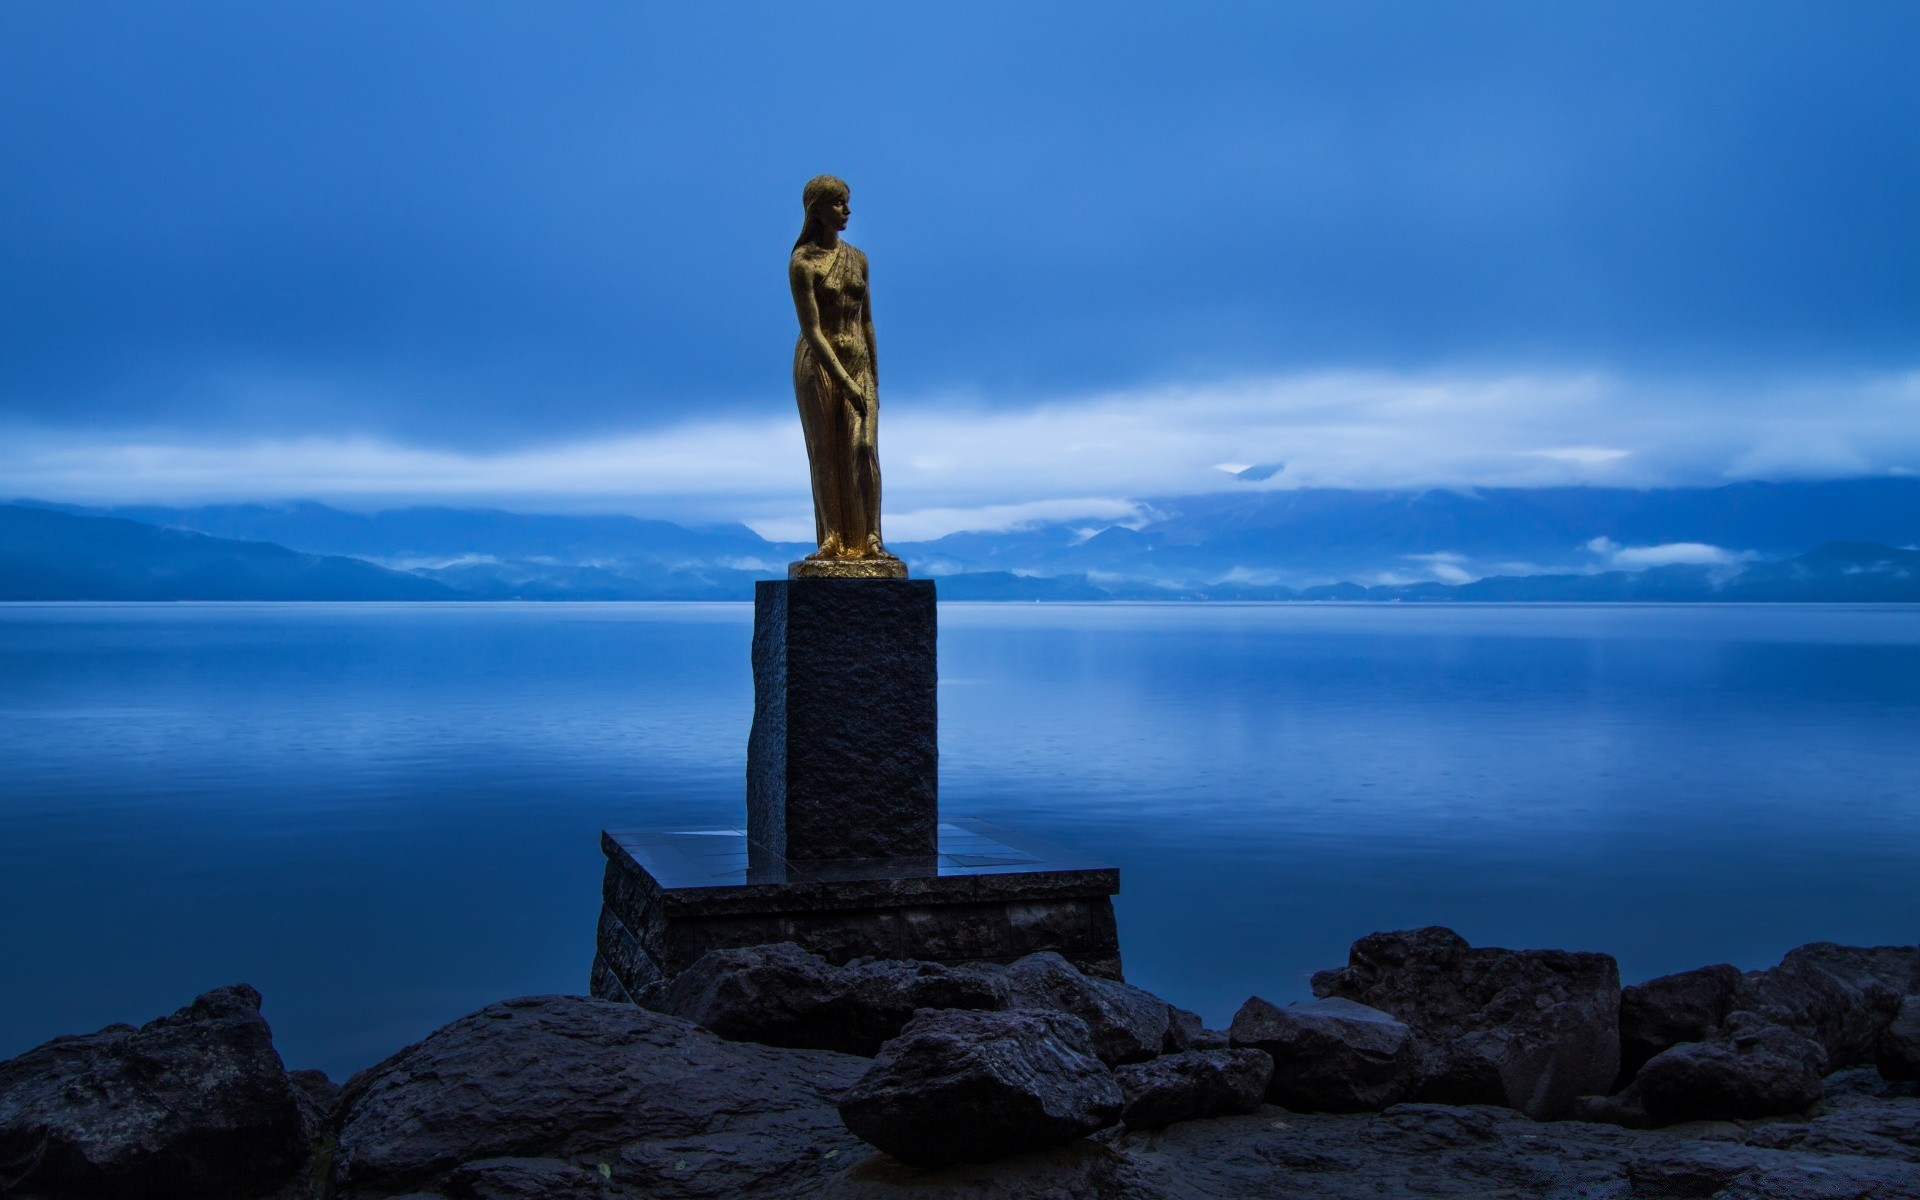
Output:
top-left (861, 257), bottom-right (877, 396)
top-left (789, 258), bottom-right (866, 411)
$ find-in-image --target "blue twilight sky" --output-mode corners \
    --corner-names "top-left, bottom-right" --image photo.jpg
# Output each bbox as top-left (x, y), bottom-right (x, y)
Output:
top-left (2, 2), bottom-right (1916, 537)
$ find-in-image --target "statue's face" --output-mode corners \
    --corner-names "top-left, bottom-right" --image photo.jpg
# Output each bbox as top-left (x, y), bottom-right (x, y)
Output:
top-left (816, 194), bottom-right (850, 233)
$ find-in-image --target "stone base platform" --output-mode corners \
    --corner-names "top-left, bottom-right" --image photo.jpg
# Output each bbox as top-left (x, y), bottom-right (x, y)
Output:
top-left (590, 817), bottom-right (1122, 1002)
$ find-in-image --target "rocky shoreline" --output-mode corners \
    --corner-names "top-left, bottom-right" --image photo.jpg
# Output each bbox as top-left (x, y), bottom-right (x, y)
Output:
top-left (3, 927), bottom-right (1916, 1199)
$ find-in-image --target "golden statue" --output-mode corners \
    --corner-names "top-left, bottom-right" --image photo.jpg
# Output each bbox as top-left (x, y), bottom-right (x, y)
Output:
top-left (788, 175), bottom-right (906, 579)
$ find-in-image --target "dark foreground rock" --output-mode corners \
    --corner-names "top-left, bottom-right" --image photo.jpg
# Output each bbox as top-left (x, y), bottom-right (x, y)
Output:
top-left (1589, 941), bottom-right (1920, 1126)
top-left (1310, 926), bottom-right (1621, 1118)
top-left (652, 943), bottom-right (1171, 1065)
top-left (1114, 1048), bottom-right (1272, 1131)
top-left (1879, 995), bottom-right (1920, 1082)
top-left (997, 951), bottom-right (1171, 1066)
top-left (8, 979), bottom-right (1920, 1198)
top-left (1163, 1005), bottom-right (1229, 1052)
top-left (331, 994), bottom-right (867, 1197)
top-left (0, 984), bottom-right (314, 1200)
top-left (836, 1008), bottom-right (1123, 1167)
top-left (1619, 962), bottom-right (1744, 1082)
top-left (1734, 942), bottom-right (1920, 1070)
top-left (650, 942), bottom-right (1003, 1057)
top-left (1574, 1014), bottom-right (1830, 1128)
top-left (1229, 995), bottom-right (1417, 1113)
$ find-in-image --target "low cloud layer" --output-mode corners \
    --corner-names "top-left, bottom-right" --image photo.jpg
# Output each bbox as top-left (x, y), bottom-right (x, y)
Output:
top-left (3, 367), bottom-right (1915, 537)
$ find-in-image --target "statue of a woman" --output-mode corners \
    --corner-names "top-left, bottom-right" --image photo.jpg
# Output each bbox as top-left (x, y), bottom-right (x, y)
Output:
top-left (788, 175), bottom-right (904, 577)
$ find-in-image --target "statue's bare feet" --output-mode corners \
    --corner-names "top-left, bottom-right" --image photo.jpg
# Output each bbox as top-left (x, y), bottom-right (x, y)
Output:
top-left (864, 535), bottom-right (900, 561)
top-left (807, 535), bottom-right (844, 561)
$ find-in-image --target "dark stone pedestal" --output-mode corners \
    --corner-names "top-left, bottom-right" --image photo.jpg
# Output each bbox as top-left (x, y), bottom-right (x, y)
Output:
top-left (591, 576), bottom-right (1125, 996)
top-left (591, 818), bottom-right (1123, 1002)
top-left (747, 579), bottom-right (937, 863)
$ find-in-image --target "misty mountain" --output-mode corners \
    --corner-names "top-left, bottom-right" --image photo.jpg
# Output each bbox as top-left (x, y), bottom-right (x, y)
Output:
top-left (50, 500), bottom-right (791, 568)
top-left (8, 478), bottom-right (1920, 601)
top-left (0, 504), bottom-right (455, 601)
top-left (37, 477), bottom-right (1916, 591)
top-left (902, 477), bottom-right (1920, 586)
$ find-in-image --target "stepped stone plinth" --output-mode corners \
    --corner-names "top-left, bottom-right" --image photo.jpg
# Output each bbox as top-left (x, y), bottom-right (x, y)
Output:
top-left (592, 577), bottom-right (1123, 999)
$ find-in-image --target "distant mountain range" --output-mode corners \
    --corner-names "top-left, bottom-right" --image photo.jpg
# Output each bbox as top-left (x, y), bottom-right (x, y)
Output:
top-left (4, 477), bottom-right (1919, 601)
top-left (0, 505), bottom-right (453, 601)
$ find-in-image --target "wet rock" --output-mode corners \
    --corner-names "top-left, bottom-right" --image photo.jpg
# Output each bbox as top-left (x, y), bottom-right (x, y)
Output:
top-left (1619, 962), bottom-right (1742, 1082)
top-left (824, 1139), bottom-right (1155, 1200)
top-left (1735, 942), bottom-right (1918, 1069)
top-left (331, 995), bottom-right (865, 1195)
top-left (998, 951), bottom-right (1172, 1067)
top-left (1578, 1015), bottom-right (1828, 1127)
top-left (652, 942), bottom-right (1002, 1057)
top-left (653, 943), bottom-right (1168, 1065)
top-left (1163, 1005), bottom-right (1229, 1053)
top-left (837, 1008), bottom-right (1122, 1167)
top-left (1310, 925), bottom-right (1620, 1117)
top-left (1228, 995), bottom-right (1418, 1113)
top-left (1793, 1067), bottom-right (1920, 1164)
top-left (0, 983), bottom-right (311, 1200)
top-left (1113, 1048), bottom-right (1270, 1131)
top-left (442, 1156), bottom-right (612, 1199)
top-left (1877, 994), bottom-right (1920, 1082)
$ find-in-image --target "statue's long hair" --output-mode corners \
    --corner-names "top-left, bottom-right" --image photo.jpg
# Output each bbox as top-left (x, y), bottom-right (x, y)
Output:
top-left (793, 174), bottom-right (850, 251)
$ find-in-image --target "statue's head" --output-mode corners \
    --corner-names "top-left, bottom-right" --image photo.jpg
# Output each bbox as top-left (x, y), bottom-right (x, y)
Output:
top-left (796, 175), bottom-right (851, 247)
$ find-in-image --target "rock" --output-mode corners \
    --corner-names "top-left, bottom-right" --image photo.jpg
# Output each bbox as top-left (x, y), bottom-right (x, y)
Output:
top-left (1578, 1015), bottom-right (1829, 1127)
top-left (1735, 942), bottom-right (1918, 1069)
top-left (653, 943), bottom-right (1166, 1063)
top-left (1163, 1005), bottom-right (1229, 1052)
top-left (825, 1139), bottom-right (1155, 1200)
top-left (1309, 926), bottom-right (1620, 1118)
top-left (998, 951), bottom-right (1171, 1066)
top-left (1619, 962), bottom-right (1743, 1082)
top-left (1876, 994), bottom-right (1920, 1083)
top-left (442, 1156), bottom-right (613, 1199)
top-left (1793, 1066), bottom-right (1920, 1164)
top-left (653, 942), bottom-right (1002, 1057)
top-left (837, 1008), bottom-right (1122, 1167)
top-left (1228, 995), bottom-right (1418, 1112)
top-left (1113, 1048), bottom-right (1271, 1130)
top-left (289, 1066), bottom-right (341, 1115)
top-left (0, 983), bottom-right (312, 1200)
top-left (331, 994), bottom-right (866, 1195)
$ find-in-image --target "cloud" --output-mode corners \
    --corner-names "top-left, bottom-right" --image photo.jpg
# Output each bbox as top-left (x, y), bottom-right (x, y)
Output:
top-left (3, 367), bottom-right (1917, 537)
top-left (1592, 540), bottom-right (1751, 569)
top-left (1530, 447), bottom-right (1631, 465)
top-left (1404, 551), bottom-right (1476, 585)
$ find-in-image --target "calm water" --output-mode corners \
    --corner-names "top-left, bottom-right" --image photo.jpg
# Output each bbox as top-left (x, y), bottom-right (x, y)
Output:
top-left (2, 602), bottom-right (1917, 1079)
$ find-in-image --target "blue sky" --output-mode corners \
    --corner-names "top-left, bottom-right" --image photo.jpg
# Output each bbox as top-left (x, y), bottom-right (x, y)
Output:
top-left (2, 1), bottom-right (1915, 536)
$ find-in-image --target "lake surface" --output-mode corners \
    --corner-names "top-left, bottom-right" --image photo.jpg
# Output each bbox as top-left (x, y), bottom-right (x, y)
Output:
top-left (3, 601), bottom-right (1918, 1079)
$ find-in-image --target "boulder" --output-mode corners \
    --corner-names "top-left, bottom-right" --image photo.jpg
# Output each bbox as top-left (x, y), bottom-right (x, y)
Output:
top-left (1875, 994), bottom-right (1920, 1082)
top-left (1309, 926), bottom-right (1620, 1118)
top-left (836, 1008), bottom-right (1122, 1167)
top-left (1735, 942), bottom-right (1918, 1068)
top-left (1573, 1014), bottom-right (1828, 1128)
top-left (1164, 1005), bottom-right (1230, 1052)
top-left (1114, 1048), bottom-right (1272, 1130)
top-left (0, 983), bottom-right (312, 1200)
top-left (998, 951), bottom-right (1172, 1067)
top-left (442, 1156), bottom-right (612, 1199)
top-left (1618, 963), bottom-right (1742, 1082)
top-left (651, 942), bottom-right (1002, 1057)
top-left (1228, 996), bottom-right (1418, 1112)
top-left (331, 994), bottom-right (866, 1195)
top-left (651, 943), bottom-right (1169, 1065)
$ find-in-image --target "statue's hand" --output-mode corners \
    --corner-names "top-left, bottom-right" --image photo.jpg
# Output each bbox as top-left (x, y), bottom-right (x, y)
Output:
top-left (840, 375), bottom-right (871, 415)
